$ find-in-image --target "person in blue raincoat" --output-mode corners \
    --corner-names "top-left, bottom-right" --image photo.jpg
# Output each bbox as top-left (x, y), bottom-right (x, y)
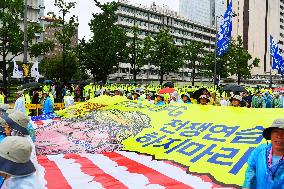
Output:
top-left (181, 93), bottom-right (192, 104)
top-left (243, 118), bottom-right (284, 189)
top-left (263, 91), bottom-right (273, 108)
top-left (42, 92), bottom-right (54, 115)
top-left (170, 91), bottom-right (183, 104)
top-left (155, 94), bottom-right (165, 106)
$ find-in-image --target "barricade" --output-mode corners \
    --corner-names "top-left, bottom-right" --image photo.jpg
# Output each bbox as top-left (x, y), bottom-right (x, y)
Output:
top-left (24, 103), bottom-right (65, 115)
top-left (25, 104), bottom-right (38, 116)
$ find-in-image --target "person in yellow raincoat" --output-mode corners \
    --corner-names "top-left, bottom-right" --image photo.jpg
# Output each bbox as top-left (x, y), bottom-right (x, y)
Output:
top-left (0, 91), bottom-right (5, 105)
top-left (24, 91), bottom-right (31, 116)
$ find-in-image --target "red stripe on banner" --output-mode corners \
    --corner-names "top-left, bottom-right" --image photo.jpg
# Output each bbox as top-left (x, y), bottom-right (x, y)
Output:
top-left (64, 154), bottom-right (128, 189)
top-left (34, 121), bottom-right (44, 125)
top-left (104, 152), bottom-right (194, 189)
top-left (37, 156), bottom-right (72, 189)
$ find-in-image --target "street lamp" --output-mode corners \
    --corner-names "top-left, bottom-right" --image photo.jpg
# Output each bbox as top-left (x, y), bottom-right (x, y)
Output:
top-left (23, 0), bottom-right (28, 82)
top-left (213, 15), bottom-right (222, 90)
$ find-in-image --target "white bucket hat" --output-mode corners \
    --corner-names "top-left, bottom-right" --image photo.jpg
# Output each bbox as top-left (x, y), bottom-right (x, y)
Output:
top-left (232, 95), bottom-right (242, 101)
top-left (263, 119), bottom-right (284, 140)
top-left (0, 136), bottom-right (35, 176)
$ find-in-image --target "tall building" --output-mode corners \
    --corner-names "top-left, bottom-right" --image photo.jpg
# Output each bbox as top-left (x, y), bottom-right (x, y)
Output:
top-left (228, 0), bottom-right (283, 76)
top-left (179, 0), bottom-right (226, 27)
top-left (43, 16), bottom-right (78, 59)
top-left (113, 0), bottom-right (216, 81)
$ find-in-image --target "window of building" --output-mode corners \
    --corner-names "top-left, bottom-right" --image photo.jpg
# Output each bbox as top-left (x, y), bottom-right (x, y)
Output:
top-left (203, 36), bottom-right (210, 41)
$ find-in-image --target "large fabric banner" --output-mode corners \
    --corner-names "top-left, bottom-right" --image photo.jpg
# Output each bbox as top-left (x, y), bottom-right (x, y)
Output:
top-left (36, 97), bottom-right (284, 188)
top-left (37, 152), bottom-right (226, 189)
top-left (105, 100), bottom-right (284, 187)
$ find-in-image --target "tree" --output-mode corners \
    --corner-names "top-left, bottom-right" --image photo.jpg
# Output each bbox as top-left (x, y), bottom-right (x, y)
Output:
top-left (78, 1), bottom-right (128, 83)
top-left (183, 41), bottom-right (205, 86)
top-left (143, 29), bottom-right (184, 85)
top-left (128, 26), bottom-right (142, 83)
top-left (46, 0), bottom-right (78, 81)
top-left (0, 0), bottom-right (53, 86)
top-left (227, 36), bottom-right (260, 84)
top-left (202, 51), bottom-right (230, 80)
top-left (40, 54), bottom-right (78, 81)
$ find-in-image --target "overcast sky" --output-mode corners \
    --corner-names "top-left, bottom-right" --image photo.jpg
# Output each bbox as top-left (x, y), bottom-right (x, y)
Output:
top-left (45, 0), bottom-right (179, 40)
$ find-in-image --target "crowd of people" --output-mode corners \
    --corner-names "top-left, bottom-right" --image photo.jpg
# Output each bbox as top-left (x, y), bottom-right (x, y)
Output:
top-left (8, 82), bottom-right (284, 117)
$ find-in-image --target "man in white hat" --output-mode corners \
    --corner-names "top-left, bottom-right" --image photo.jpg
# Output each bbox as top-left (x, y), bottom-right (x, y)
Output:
top-left (0, 136), bottom-right (42, 189)
top-left (243, 119), bottom-right (284, 189)
top-left (14, 91), bottom-right (26, 114)
top-left (198, 95), bottom-right (210, 105)
top-left (170, 91), bottom-right (183, 104)
top-left (181, 93), bottom-right (192, 104)
top-left (231, 95), bottom-right (242, 107)
top-left (64, 90), bottom-right (74, 108)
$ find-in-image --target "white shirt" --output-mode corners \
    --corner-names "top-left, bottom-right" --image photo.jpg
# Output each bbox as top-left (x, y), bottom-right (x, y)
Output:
top-left (220, 99), bottom-right (230, 106)
top-left (25, 136), bottom-right (38, 170)
top-left (14, 97), bottom-right (26, 114)
top-left (64, 96), bottom-right (74, 108)
top-left (2, 173), bottom-right (43, 189)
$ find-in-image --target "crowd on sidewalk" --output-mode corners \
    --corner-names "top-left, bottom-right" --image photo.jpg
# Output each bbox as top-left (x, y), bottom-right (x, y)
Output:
top-left (6, 82), bottom-right (284, 118)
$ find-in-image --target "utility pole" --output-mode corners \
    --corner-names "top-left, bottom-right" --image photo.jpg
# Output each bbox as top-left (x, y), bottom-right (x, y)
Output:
top-left (213, 16), bottom-right (219, 90)
top-left (23, 0), bottom-right (28, 82)
top-left (62, 9), bottom-right (66, 82)
top-left (132, 12), bottom-right (137, 84)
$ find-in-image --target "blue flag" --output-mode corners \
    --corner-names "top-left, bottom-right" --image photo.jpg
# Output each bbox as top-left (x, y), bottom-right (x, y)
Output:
top-left (216, 1), bottom-right (233, 56)
top-left (270, 35), bottom-right (284, 73)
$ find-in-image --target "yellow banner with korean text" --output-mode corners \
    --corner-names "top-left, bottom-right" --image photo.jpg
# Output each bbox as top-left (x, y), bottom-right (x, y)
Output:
top-left (99, 100), bottom-right (284, 187)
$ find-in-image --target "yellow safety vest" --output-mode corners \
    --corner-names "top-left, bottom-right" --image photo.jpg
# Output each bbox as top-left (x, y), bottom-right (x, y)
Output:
top-left (0, 95), bottom-right (4, 105)
top-left (24, 94), bottom-right (31, 104)
top-left (49, 93), bottom-right (54, 104)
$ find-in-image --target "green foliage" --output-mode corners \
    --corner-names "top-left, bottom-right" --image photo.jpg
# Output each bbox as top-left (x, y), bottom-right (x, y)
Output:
top-left (77, 1), bottom-right (128, 83)
top-left (182, 41), bottom-right (205, 86)
top-left (142, 29), bottom-right (184, 85)
top-left (40, 54), bottom-right (78, 80)
top-left (202, 51), bottom-right (230, 79)
top-left (45, 0), bottom-right (78, 81)
top-left (126, 25), bottom-right (144, 82)
top-left (201, 36), bottom-right (260, 84)
top-left (226, 36), bottom-right (260, 84)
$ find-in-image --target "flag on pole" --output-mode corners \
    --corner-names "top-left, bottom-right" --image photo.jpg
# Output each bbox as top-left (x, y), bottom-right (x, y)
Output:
top-left (216, 1), bottom-right (233, 56)
top-left (11, 59), bottom-right (23, 79)
top-left (270, 35), bottom-right (284, 73)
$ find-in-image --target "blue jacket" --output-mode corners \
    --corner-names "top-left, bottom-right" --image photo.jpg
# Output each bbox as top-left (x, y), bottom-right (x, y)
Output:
top-left (0, 134), bottom-right (5, 143)
top-left (243, 143), bottom-right (284, 189)
top-left (42, 97), bottom-right (54, 115)
top-left (155, 101), bottom-right (166, 106)
top-left (0, 134), bottom-right (5, 184)
top-left (263, 94), bottom-right (273, 108)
